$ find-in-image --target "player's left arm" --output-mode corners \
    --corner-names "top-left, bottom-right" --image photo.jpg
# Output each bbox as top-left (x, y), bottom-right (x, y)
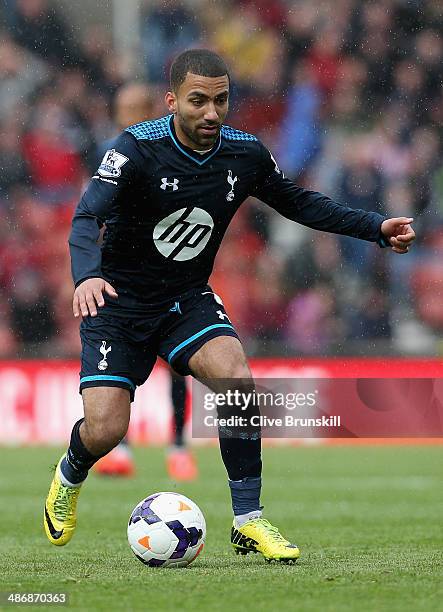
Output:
top-left (252, 143), bottom-right (415, 253)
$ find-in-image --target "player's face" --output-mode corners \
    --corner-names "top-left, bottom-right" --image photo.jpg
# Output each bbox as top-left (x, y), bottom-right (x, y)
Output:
top-left (166, 72), bottom-right (229, 150)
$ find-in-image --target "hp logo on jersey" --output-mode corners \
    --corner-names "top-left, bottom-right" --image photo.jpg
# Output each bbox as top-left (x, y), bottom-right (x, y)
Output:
top-left (153, 207), bottom-right (214, 261)
top-left (160, 177), bottom-right (179, 191)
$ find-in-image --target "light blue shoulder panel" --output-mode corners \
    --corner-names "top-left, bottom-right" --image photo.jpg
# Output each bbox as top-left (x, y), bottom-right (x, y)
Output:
top-left (126, 115), bottom-right (171, 140)
top-left (221, 125), bottom-right (258, 142)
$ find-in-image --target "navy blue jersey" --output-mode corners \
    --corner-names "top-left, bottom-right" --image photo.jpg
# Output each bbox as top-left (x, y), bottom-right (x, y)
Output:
top-left (69, 114), bottom-right (386, 308)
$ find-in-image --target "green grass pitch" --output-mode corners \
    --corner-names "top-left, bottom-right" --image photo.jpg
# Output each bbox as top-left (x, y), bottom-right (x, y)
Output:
top-left (0, 445), bottom-right (441, 611)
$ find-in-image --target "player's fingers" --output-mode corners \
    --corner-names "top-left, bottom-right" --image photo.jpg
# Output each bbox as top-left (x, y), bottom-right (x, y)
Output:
top-left (85, 292), bottom-right (98, 317)
top-left (73, 294), bottom-right (80, 318)
top-left (392, 245), bottom-right (409, 254)
top-left (390, 235), bottom-right (410, 248)
top-left (104, 282), bottom-right (118, 298)
top-left (93, 287), bottom-right (105, 308)
top-left (393, 217), bottom-right (414, 226)
top-left (396, 231), bottom-right (415, 242)
top-left (78, 293), bottom-right (90, 318)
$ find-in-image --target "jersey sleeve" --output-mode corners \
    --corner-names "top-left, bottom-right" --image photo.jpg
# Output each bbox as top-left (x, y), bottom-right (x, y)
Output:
top-left (68, 131), bottom-right (143, 287)
top-left (251, 141), bottom-right (387, 245)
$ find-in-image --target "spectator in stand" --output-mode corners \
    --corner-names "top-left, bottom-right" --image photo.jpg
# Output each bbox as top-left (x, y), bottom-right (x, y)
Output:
top-left (9, 0), bottom-right (83, 67)
top-left (336, 135), bottom-right (384, 273)
top-left (22, 94), bottom-right (85, 205)
top-left (10, 268), bottom-right (55, 346)
top-left (0, 36), bottom-right (48, 123)
top-left (209, 2), bottom-right (285, 134)
top-left (0, 122), bottom-right (30, 201)
top-left (141, 0), bottom-right (200, 83)
top-left (244, 252), bottom-right (288, 349)
top-left (1, 189), bottom-right (60, 348)
top-left (276, 59), bottom-right (322, 181)
top-left (285, 282), bottom-right (340, 355)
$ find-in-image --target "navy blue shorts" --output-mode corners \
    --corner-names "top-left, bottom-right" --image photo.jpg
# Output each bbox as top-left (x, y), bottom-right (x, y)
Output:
top-left (79, 285), bottom-right (239, 401)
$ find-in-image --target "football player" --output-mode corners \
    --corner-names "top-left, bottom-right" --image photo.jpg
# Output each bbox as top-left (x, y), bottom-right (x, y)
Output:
top-left (44, 49), bottom-right (415, 562)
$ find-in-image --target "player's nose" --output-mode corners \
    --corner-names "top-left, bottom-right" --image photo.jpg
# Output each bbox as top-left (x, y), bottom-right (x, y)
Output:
top-left (203, 103), bottom-right (219, 122)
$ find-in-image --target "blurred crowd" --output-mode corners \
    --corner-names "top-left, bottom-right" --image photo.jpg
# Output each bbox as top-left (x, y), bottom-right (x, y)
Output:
top-left (0, 0), bottom-right (442, 358)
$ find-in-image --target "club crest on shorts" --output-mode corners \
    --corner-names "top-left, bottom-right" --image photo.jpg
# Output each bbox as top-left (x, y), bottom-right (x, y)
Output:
top-left (217, 310), bottom-right (230, 321)
top-left (226, 170), bottom-right (238, 201)
top-left (98, 341), bottom-right (112, 371)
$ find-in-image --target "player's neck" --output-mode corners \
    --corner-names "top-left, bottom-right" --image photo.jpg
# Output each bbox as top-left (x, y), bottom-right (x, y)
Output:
top-left (172, 115), bottom-right (217, 152)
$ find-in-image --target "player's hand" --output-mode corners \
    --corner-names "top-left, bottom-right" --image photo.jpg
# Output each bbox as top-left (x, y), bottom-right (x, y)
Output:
top-left (73, 278), bottom-right (118, 318)
top-left (380, 217), bottom-right (415, 254)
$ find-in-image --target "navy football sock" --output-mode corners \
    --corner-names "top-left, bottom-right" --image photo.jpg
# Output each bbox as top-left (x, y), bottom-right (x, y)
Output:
top-left (219, 436), bottom-right (262, 481)
top-left (60, 419), bottom-right (103, 485)
top-left (171, 374), bottom-right (186, 447)
top-left (219, 435), bottom-right (262, 515)
top-left (229, 477), bottom-right (262, 515)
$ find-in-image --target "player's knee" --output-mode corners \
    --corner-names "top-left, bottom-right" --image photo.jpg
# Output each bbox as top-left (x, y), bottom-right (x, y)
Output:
top-left (82, 387), bottom-right (130, 452)
top-left (85, 411), bottom-right (129, 450)
top-left (84, 417), bottom-right (128, 452)
top-left (226, 359), bottom-right (251, 380)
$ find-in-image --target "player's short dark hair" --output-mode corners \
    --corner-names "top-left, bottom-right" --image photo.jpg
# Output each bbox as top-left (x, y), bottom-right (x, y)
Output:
top-left (170, 49), bottom-right (230, 92)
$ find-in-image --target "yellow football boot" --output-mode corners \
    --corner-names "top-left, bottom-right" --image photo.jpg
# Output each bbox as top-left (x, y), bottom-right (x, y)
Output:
top-left (231, 518), bottom-right (300, 563)
top-left (44, 456), bottom-right (81, 546)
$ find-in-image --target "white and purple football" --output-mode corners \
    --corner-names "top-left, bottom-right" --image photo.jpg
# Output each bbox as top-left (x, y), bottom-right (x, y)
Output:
top-left (127, 492), bottom-right (206, 568)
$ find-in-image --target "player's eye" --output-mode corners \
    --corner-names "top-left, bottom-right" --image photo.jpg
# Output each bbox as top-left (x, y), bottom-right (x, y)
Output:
top-left (191, 99), bottom-right (204, 106)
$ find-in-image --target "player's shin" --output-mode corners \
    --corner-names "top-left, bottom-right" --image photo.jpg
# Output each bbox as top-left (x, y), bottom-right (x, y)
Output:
top-left (219, 435), bottom-right (263, 525)
top-left (171, 374), bottom-right (187, 447)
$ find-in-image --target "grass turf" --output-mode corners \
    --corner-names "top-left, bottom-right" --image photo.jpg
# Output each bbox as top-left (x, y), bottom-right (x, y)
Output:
top-left (0, 445), bottom-right (441, 611)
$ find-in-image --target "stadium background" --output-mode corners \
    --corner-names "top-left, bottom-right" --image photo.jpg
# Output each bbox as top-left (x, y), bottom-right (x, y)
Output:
top-left (0, 0), bottom-right (442, 443)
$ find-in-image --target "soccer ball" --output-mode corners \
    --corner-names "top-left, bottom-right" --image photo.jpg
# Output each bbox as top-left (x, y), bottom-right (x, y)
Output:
top-left (127, 492), bottom-right (206, 568)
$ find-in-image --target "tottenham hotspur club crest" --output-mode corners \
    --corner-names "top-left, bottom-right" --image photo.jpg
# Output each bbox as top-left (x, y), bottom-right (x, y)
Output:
top-left (98, 341), bottom-right (111, 371)
top-left (160, 177), bottom-right (179, 191)
top-left (226, 170), bottom-right (238, 201)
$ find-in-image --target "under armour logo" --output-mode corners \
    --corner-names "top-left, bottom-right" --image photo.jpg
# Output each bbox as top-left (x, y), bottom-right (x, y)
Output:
top-left (226, 170), bottom-right (238, 201)
top-left (217, 310), bottom-right (229, 321)
top-left (98, 341), bottom-right (111, 371)
top-left (160, 178), bottom-right (179, 191)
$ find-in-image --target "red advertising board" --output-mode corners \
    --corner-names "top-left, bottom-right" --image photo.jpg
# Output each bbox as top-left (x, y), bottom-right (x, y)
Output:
top-left (0, 358), bottom-right (442, 444)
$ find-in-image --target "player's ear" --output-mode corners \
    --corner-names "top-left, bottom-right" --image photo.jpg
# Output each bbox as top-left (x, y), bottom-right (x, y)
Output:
top-left (165, 91), bottom-right (177, 114)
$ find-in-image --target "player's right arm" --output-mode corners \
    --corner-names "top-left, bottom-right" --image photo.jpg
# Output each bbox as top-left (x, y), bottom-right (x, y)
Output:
top-left (69, 131), bottom-right (142, 318)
